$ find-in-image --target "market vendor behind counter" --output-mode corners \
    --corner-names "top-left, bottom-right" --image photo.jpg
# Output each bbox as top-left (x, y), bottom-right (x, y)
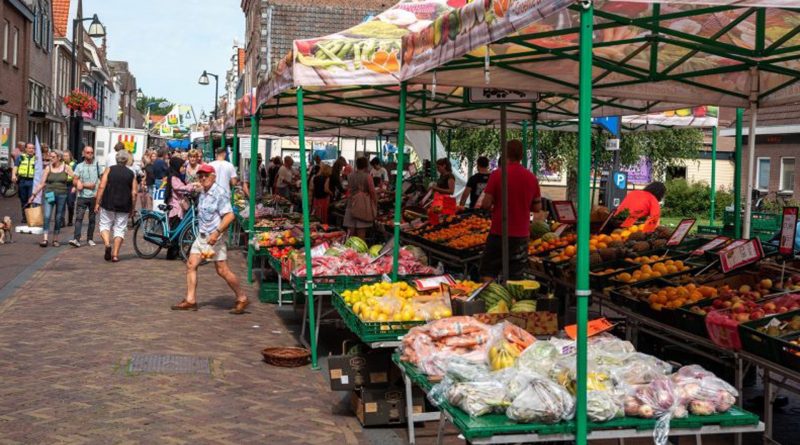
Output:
top-left (613, 181), bottom-right (666, 233)
top-left (480, 140), bottom-right (542, 281)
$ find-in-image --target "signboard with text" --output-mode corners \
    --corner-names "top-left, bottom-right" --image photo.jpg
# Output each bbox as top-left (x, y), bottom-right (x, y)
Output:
top-left (779, 207), bottom-right (798, 256)
top-left (692, 236), bottom-right (730, 256)
top-left (720, 238), bottom-right (764, 273)
top-left (552, 201), bottom-right (577, 224)
top-left (667, 219), bottom-right (696, 246)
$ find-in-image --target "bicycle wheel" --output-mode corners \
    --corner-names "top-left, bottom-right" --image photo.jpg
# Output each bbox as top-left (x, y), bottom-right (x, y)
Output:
top-left (133, 214), bottom-right (164, 259)
top-left (178, 224), bottom-right (198, 262)
top-left (1, 182), bottom-right (17, 198)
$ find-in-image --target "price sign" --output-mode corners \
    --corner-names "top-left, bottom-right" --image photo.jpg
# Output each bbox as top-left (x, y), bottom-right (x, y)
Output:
top-left (552, 201), bottom-right (577, 224)
top-left (692, 236), bottom-right (730, 256)
top-left (719, 239), bottom-right (748, 253)
top-left (719, 238), bottom-right (764, 273)
top-left (310, 242), bottom-right (329, 257)
top-left (413, 275), bottom-right (456, 292)
top-left (564, 318), bottom-right (615, 340)
top-left (779, 207), bottom-right (798, 256)
top-left (554, 224), bottom-right (570, 237)
top-left (667, 218), bottom-right (696, 246)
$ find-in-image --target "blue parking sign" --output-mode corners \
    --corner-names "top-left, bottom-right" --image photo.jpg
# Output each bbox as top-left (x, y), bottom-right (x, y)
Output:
top-left (613, 172), bottom-right (627, 190)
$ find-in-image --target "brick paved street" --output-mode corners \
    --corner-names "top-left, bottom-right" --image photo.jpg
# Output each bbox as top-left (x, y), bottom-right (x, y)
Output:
top-left (0, 240), bottom-right (367, 444)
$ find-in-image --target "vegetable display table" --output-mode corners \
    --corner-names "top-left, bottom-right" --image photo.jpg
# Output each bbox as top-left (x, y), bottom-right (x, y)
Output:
top-left (392, 355), bottom-right (763, 445)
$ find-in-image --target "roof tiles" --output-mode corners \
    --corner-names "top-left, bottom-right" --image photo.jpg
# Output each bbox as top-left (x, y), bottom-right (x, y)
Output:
top-left (53, 0), bottom-right (71, 38)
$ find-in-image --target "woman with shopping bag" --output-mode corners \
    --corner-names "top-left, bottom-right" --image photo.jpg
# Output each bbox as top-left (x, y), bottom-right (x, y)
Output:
top-left (29, 150), bottom-right (75, 247)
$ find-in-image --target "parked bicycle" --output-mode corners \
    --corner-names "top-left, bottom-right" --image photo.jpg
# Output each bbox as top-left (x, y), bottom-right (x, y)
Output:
top-left (133, 202), bottom-right (198, 261)
top-left (0, 166), bottom-right (18, 197)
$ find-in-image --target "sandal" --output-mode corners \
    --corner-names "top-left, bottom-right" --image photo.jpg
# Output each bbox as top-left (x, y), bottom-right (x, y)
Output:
top-left (52, 240), bottom-right (60, 247)
top-left (104, 246), bottom-right (112, 261)
top-left (111, 256), bottom-right (120, 263)
top-left (39, 241), bottom-right (48, 247)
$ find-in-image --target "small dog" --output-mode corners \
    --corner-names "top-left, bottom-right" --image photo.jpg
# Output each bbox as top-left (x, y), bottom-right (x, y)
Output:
top-left (0, 216), bottom-right (12, 244)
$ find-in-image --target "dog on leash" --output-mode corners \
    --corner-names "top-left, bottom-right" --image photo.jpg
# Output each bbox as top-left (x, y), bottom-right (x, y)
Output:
top-left (0, 216), bottom-right (12, 244)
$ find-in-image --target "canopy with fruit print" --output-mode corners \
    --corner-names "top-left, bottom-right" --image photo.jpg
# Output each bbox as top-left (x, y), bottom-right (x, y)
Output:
top-left (247, 0), bottom-right (800, 130)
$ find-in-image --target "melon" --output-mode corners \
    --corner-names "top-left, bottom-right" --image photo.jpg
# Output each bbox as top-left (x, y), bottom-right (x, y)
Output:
top-left (530, 221), bottom-right (551, 239)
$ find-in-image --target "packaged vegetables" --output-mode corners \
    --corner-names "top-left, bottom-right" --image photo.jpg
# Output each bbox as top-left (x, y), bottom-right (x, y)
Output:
top-left (403, 319), bottom-right (738, 436)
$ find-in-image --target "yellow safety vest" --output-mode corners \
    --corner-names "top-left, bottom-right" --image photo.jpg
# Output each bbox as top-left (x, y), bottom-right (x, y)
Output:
top-left (17, 154), bottom-right (35, 179)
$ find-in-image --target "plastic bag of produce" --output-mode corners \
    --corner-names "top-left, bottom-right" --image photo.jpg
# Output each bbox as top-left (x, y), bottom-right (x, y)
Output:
top-left (588, 333), bottom-right (636, 355)
top-left (672, 365), bottom-right (737, 415)
top-left (499, 368), bottom-right (547, 401)
top-left (444, 356), bottom-right (493, 383)
top-left (445, 380), bottom-right (509, 417)
top-left (587, 389), bottom-right (625, 422)
top-left (506, 377), bottom-right (575, 424)
top-left (609, 352), bottom-right (673, 386)
top-left (517, 341), bottom-right (559, 376)
top-left (487, 322), bottom-right (534, 371)
top-left (623, 376), bottom-right (687, 445)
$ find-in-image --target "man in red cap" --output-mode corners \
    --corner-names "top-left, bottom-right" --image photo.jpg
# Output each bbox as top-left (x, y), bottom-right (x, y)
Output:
top-left (171, 163), bottom-right (249, 314)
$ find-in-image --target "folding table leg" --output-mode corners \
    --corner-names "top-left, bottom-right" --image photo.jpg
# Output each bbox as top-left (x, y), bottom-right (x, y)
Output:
top-left (404, 374), bottom-right (416, 445)
top-left (436, 414), bottom-right (447, 445)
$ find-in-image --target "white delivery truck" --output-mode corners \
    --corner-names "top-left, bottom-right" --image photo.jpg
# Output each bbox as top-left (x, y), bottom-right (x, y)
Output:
top-left (94, 126), bottom-right (148, 169)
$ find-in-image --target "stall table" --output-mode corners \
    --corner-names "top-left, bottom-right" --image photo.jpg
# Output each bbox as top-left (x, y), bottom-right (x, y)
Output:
top-left (392, 355), bottom-right (763, 445)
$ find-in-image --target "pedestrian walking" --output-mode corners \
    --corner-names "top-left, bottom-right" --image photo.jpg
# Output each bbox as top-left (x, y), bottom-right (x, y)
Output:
top-left (11, 142), bottom-right (35, 224)
top-left (94, 151), bottom-right (137, 263)
top-left (275, 156), bottom-right (296, 199)
top-left (208, 148), bottom-right (238, 194)
top-left (62, 150), bottom-right (77, 227)
top-left (184, 149), bottom-right (202, 184)
top-left (165, 157), bottom-right (198, 260)
top-left (29, 150), bottom-right (75, 247)
top-left (343, 157), bottom-right (377, 240)
top-left (171, 163), bottom-right (249, 314)
top-left (311, 163), bottom-right (332, 224)
top-left (68, 145), bottom-right (101, 247)
top-left (141, 150), bottom-right (157, 210)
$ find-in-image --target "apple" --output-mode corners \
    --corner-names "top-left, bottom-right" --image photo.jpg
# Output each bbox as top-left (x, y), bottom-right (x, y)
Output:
top-left (761, 279), bottom-right (773, 289)
top-left (739, 285), bottom-right (752, 293)
top-left (732, 302), bottom-right (746, 313)
top-left (763, 302), bottom-right (777, 312)
top-left (722, 301), bottom-right (733, 308)
top-left (735, 313), bottom-right (751, 322)
top-left (778, 306), bottom-right (790, 313)
top-left (750, 310), bottom-right (766, 320)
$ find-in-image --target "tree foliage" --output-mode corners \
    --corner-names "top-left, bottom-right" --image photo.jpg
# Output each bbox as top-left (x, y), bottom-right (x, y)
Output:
top-left (136, 95), bottom-right (173, 116)
top-left (441, 126), bottom-right (704, 177)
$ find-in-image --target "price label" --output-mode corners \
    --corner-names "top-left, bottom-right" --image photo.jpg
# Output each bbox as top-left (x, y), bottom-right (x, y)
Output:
top-left (413, 275), bottom-right (456, 292)
top-left (564, 318), bottom-right (615, 340)
top-left (553, 224), bottom-right (570, 237)
top-left (719, 239), bottom-right (748, 253)
top-left (552, 201), bottom-right (577, 224)
top-left (667, 218), bottom-right (696, 246)
top-left (779, 207), bottom-right (798, 256)
top-left (310, 242), bottom-right (329, 257)
top-left (719, 238), bottom-right (764, 273)
top-left (692, 236), bottom-right (730, 256)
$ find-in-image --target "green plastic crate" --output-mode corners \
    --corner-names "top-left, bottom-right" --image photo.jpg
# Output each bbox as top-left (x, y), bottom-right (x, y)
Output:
top-left (697, 225), bottom-right (723, 235)
top-left (258, 282), bottom-right (294, 304)
top-left (332, 292), bottom-right (424, 343)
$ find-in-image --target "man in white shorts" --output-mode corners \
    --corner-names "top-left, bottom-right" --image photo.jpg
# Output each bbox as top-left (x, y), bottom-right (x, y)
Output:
top-left (171, 164), bottom-right (249, 314)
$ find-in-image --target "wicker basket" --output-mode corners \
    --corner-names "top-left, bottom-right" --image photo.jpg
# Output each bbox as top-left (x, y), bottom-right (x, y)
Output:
top-left (261, 347), bottom-right (311, 367)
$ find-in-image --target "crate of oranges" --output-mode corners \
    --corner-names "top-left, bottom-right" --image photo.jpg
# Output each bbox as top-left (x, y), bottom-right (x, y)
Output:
top-left (611, 259), bottom-right (693, 285)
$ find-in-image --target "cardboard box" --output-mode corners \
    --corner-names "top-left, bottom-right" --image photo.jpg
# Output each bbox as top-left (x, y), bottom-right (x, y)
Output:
top-left (350, 386), bottom-right (425, 427)
top-left (328, 350), bottom-right (394, 391)
top-left (474, 311), bottom-right (558, 336)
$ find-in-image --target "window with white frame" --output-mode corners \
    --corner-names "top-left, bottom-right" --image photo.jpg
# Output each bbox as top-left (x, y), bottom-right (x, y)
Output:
top-left (2, 21), bottom-right (8, 61)
top-left (756, 157), bottom-right (771, 191)
top-left (12, 27), bottom-right (18, 66)
top-left (781, 157), bottom-right (795, 192)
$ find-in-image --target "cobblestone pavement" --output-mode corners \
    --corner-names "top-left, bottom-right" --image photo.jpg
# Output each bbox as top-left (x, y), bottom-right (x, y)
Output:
top-left (0, 241), bottom-right (366, 445)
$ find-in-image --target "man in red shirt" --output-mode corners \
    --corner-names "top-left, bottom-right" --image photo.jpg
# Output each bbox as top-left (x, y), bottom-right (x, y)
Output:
top-left (480, 140), bottom-right (542, 280)
top-left (613, 181), bottom-right (665, 233)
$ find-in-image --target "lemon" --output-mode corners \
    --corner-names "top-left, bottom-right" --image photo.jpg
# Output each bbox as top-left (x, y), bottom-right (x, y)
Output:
top-left (377, 313), bottom-right (388, 322)
top-left (441, 309), bottom-right (452, 318)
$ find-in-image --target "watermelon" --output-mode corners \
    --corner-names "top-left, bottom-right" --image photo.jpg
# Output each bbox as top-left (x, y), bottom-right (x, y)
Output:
top-left (345, 237), bottom-right (368, 254)
top-left (530, 220), bottom-right (550, 239)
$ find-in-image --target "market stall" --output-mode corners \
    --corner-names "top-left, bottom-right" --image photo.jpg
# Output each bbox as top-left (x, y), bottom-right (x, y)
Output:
top-left (223, 1), bottom-right (800, 442)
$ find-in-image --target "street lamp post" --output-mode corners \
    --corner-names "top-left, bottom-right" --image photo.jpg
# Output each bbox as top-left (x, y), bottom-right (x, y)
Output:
top-left (69, 14), bottom-right (105, 160)
top-left (198, 70), bottom-right (219, 153)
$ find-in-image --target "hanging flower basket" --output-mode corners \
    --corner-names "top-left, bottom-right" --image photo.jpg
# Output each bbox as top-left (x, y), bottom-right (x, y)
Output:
top-left (63, 89), bottom-right (99, 114)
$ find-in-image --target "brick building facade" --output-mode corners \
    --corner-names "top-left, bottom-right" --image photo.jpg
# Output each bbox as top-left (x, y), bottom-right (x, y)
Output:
top-left (0, 0), bottom-right (33, 166)
top-left (24, 0), bottom-right (56, 146)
